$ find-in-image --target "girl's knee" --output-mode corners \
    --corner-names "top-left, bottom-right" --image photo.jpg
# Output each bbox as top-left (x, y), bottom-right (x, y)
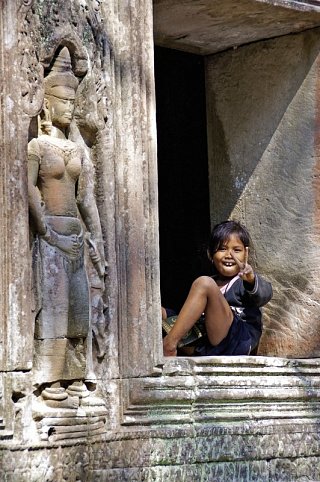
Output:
top-left (191, 276), bottom-right (217, 292)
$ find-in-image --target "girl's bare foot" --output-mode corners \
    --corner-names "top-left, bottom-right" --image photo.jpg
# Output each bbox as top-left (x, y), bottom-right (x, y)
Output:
top-left (163, 335), bottom-right (177, 356)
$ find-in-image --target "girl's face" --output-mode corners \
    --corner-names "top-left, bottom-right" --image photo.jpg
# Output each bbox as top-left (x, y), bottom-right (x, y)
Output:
top-left (212, 234), bottom-right (246, 278)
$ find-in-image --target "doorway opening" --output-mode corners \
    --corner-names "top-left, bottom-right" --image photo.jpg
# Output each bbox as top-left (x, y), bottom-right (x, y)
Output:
top-left (154, 46), bottom-right (211, 313)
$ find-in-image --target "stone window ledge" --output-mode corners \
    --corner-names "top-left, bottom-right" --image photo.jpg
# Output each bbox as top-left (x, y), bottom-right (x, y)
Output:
top-left (121, 356), bottom-right (320, 428)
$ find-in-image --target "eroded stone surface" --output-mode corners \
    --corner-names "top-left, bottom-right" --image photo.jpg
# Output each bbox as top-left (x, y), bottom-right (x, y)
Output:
top-left (154, 0), bottom-right (320, 55)
top-left (1, 0), bottom-right (320, 480)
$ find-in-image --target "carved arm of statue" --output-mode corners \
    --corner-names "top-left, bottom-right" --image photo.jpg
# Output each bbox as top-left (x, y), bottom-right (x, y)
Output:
top-left (76, 148), bottom-right (106, 279)
top-left (28, 148), bottom-right (47, 236)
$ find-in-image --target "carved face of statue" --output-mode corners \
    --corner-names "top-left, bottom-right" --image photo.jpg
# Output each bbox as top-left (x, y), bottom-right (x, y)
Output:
top-left (45, 86), bottom-right (76, 130)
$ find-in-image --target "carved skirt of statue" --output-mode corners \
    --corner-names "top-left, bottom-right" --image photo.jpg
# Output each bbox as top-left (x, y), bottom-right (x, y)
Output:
top-left (32, 216), bottom-right (90, 384)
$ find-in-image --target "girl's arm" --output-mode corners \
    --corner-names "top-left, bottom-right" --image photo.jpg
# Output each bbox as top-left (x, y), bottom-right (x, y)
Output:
top-left (231, 247), bottom-right (272, 306)
top-left (243, 274), bottom-right (273, 307)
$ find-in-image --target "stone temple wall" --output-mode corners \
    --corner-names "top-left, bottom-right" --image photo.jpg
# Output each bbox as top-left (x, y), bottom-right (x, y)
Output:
top-left (1, 1), bottom-right (320, 481)
top-left (206, 28), bottom-right (320, 357)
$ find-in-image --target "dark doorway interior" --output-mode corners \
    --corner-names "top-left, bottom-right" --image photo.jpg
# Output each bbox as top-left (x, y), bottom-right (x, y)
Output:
top-left (155, 47), bottom-right (211, 313)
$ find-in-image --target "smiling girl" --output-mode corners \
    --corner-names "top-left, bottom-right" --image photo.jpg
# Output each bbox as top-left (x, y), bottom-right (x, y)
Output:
top-left (162, 220), bottom-right (272, 357)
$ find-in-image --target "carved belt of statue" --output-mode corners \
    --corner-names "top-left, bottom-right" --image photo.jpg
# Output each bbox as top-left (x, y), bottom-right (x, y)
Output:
top-left (34, 215), bottom-right (89, 340)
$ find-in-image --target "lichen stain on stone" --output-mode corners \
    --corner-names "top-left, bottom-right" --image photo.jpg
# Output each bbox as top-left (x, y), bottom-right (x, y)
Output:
top-left (313, 55), bottom-right (320, 244)
top-left (5, 96), bottom-right (14, 114)
top-left (8, 283), bottom-right (23, 361)
top-left (234, 175), bottom-right (246, 191)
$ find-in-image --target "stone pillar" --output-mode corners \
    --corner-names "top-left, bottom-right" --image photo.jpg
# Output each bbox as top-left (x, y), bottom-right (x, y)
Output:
top-left (0, 0), bottom-right (36, 371)
top-left (0, 0), bottom-right (162, 445)
top-left (111, 0), bottom-right (162, 377)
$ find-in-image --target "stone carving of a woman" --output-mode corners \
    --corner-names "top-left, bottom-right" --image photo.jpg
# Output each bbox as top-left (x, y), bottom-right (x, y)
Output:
top-left (28, 47), bottom-right (106, 407)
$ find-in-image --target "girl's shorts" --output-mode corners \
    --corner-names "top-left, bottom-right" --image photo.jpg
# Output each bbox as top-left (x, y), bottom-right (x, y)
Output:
top-left (194, 314), bottom-right (260, 356)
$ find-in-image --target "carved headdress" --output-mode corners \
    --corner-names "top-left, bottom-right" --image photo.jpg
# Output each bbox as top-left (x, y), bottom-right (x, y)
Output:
top-left (44, 47), bottom-right (79, 99)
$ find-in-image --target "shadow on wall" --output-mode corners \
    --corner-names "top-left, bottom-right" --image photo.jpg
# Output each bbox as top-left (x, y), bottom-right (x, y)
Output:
top-left (207, 29), bottom-right (320, 225)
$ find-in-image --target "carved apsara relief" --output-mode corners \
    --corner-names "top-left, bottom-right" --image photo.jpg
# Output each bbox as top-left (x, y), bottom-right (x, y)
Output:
top-left (28, 45), bottom-right (108, 440)
top-left (23, 1), bottom-right (111, 441)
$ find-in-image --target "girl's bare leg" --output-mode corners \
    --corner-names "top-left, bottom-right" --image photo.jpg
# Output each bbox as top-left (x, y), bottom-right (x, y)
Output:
top-left (163, 276), bottom-right (233, 356)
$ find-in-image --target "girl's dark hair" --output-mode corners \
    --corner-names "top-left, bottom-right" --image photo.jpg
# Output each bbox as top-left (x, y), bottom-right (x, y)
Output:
top-left (207, 220), bottom-right (251, 261)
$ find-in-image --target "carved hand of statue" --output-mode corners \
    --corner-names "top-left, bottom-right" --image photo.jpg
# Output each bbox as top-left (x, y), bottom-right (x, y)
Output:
top-left (42, 226), bottom-right (84, 256)
top-left (85, 234), bottom-right (107, 281)
top-left (38, 103), bottom-right (52, 136)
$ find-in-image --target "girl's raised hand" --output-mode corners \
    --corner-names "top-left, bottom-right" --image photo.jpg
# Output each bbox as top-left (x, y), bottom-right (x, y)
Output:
top-left (231, 247), bottom-right (255, 285)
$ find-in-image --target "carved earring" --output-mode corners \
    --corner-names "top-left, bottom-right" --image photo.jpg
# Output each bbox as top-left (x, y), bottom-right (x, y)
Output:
top-left (38, 100), bottom-right (52, 136)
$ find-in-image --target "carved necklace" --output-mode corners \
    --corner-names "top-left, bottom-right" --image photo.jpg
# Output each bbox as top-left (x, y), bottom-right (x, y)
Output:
top-left (63, 145), bottom-right (75, 166)
top-left (41, 136), bottom-right (77, 166)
